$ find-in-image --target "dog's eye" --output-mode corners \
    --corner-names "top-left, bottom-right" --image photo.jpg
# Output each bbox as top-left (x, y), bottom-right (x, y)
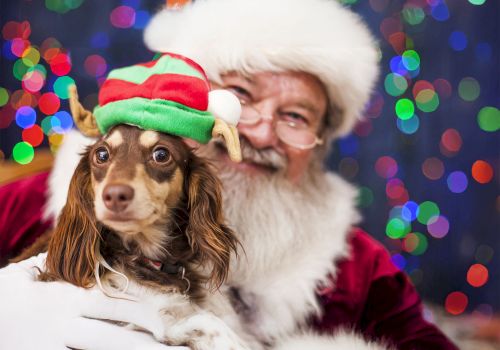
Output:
top-left (95, 147), bottom-right (109, 164)
top-left (153, 147), bottom-right (170, 164)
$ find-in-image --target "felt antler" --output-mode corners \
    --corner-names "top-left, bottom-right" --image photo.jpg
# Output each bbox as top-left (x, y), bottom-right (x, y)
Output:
top-left (208, 90), bottom-right (242, 163)
top-left (68, 85), bottom-right (101, 138)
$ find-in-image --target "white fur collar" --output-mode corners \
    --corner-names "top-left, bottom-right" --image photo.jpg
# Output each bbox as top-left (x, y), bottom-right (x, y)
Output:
top-left (43, 129), bottom-right (96, 223)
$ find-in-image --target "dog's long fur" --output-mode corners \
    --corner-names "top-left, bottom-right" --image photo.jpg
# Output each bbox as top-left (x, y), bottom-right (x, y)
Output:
top-left (32, 125), bottom-right (255, 349)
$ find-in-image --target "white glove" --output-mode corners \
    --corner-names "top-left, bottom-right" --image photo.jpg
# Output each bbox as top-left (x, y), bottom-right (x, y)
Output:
top-left (0, 253), bottom-right (188, 350)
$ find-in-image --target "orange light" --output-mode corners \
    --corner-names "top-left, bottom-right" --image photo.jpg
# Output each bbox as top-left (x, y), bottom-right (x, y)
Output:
top-left (467, 263), bottom-right (489, 287)
top-left (472, 160), bottom-right (494, 184)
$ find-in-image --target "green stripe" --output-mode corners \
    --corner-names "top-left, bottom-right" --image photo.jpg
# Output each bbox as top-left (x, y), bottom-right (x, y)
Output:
top-left (93, 97), bottom-right (215, 144)
top-left (107, 55), bottom-right (205, 84)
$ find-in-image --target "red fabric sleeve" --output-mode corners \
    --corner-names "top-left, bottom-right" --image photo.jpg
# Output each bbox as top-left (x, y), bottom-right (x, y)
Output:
top-left (314, 229), bottom-right (458, 350)
top-left (0, 172), bottom-right (52, 266)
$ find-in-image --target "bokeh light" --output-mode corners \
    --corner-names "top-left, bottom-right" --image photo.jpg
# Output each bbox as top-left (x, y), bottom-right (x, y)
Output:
top-left (445, 291), bottom-right (468, 315)
top-left (395, 98), bottom-right (414, 120)
top-left (38, 92), bottom-right (60, 115)
top-left (0, 87), bottom-right (9, 106)
top-left (15, 106), bottom-right (36, 128)
top-left (22, 124), bottom-right (44, 147)
top-left (427, 215), bottom-right (450, 238)
top-left (477, 106), bottom-right (500, 132)
top-left (53, 76), bottom-right (75, 99)
top-left (417, 201), bottom-right (440, 225)
top-left (51, 110), bottom-right (73, 133)
top-left (449, 31), bottom-right (467, 51)
top-left (471, 160), bottom-right (494, 184)
top-left (422, 157), bottom-right (445, 180)
top-left (84, 54), bottom-right (107, 77)
top-left (384, 73), bottom-right (408, 96)
top-left (447, 171), bottom-right (468, 193)
top-left (12, 141), bottom-right (34, 164)
top-left (440, 128), bottom-right (462, 156)
top-left (375, 156), bottom-right (398, 178)
top-left (403, 232), bottom-right (428, 255)
top-left (467, 264), bottom-right (489, 288)
top-left (110, 6), bottom-right (136, 28)
top-left (386, 217), bottom-right (411, 239)
top-left (458, 77), bottom-right (480, 102)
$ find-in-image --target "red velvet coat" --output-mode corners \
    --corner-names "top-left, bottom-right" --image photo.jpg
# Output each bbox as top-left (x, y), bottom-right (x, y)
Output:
top-left (0, 172), bottom-right (458, 349)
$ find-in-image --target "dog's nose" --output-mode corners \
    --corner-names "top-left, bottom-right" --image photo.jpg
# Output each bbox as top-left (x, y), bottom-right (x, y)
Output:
top-left (102, 184), bottom-right (134, 212)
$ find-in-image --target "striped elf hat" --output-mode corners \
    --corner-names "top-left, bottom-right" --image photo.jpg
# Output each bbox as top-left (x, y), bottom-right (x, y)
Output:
top-left (69, 52), bottom-right (242, 161)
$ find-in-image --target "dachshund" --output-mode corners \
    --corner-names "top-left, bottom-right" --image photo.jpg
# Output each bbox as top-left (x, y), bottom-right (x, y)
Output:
top-left (36, 123), bottom-right (252, 349)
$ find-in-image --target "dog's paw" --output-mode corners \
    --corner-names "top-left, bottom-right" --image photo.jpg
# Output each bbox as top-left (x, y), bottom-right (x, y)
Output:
top-left (164, 312), bottom-right (249, 350)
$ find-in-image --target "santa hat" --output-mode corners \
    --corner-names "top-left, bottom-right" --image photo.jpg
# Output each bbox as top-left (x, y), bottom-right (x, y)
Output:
top-left (69, 52), bottom-right (242, 160)
top-left (144, 0), bottom-right (380, 138)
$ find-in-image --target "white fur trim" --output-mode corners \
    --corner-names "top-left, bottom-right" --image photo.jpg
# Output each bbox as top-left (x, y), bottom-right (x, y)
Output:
top-left (144, 0), bottom-right (379, 137)
top-left (273, 331), bottom-right (393, 350)
top-left (43, 129), bottom-right (96, 223)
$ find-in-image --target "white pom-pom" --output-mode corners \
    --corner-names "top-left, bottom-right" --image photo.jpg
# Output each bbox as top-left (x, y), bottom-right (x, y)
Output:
top-left (208, 90), bottom-right (241, 125)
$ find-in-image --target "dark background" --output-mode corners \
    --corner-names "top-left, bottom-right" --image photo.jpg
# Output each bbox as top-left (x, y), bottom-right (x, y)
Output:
top-left (0, 0), bottom-right (498, 316)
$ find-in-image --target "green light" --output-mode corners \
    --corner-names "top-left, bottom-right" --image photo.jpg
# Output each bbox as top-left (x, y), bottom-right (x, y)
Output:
top-left (458, 77), bottom-right (480, 102)
top-left (64, 0), bottom-right (84, 9)
top-left (417, 201), bottom-right (440, 224)
top-left (477, 106), bottom-right (500, 132)
top-left (416, 89), bottom-right (440, 112)
top-left (338, 0), bottom-right (358, 4)
top-left (410, 232), bottom-right (428, 255)
top-left (45, 0), bottom-right (70, 14)
top-left (0, 87), bottom-right (8, 107)
top-left (27, 64), bottom-right (47, 79)
top-left (468, 0), bottom-right (486, 4)
top-left (357, 186), bottom-right (374, 208)
top-left (13, 59), bottom-right (30, 81)
top-left (402, 6), bottom-right (425, 25)
top-left (402, 50), bottom-right (420, 71)
top-left (384, 73), bottom-right (408, 97)
top-left (41, 116), bottom-right (54, 135)
top-left (53, 76), bottom-right (75, 99)
top-left (12, 142), bottom-right (35, 165)
top-left (386, 218), bottom-right (411, 239)
top-left (395, 98), bottom-right (414, 120)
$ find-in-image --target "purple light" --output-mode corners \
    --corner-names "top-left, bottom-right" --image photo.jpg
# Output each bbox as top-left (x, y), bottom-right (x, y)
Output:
top-left (447, 171), bottom-right (468, 193)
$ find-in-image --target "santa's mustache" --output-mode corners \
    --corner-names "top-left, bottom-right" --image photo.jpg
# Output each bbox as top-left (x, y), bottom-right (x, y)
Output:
top-left (215, 137), bottom-right (287, 170)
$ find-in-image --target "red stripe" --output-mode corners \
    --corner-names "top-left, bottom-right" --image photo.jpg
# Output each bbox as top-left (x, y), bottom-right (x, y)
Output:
top-left (134, 52), bottom-right (210, 83)
top-left (99, 74), bottom-right (210, 111)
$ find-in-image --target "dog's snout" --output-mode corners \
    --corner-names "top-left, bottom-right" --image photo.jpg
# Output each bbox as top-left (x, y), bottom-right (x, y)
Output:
top-left (102, 184), bottom-right (134, 212)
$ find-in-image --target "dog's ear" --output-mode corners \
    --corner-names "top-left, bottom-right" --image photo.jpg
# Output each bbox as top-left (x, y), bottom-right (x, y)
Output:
top-left (185, 155), bottom-right (238, 289)
top-left (40, 150), bottom-right (100, 288)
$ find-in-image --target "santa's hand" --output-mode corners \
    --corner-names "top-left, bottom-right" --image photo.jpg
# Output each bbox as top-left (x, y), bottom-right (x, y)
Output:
top-left (0, 253), bottom-right (188, 350)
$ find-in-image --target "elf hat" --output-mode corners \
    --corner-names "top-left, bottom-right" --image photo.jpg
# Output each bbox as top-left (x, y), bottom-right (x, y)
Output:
top-left (144, 0), bottom-right (380, 141)
top-left (69, 52), bottom-right (242, 161)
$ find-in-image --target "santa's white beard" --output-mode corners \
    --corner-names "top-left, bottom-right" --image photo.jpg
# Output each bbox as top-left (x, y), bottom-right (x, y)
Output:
top-left (199, 139), bottom-right (361, 286)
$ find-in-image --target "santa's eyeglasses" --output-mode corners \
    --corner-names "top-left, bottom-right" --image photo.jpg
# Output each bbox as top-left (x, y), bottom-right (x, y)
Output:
top-left (235, 98), bottom-right (323, 150)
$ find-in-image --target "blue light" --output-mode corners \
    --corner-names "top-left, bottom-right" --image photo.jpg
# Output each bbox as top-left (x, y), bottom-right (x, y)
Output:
top-left (391, 254), bottom-right (407, 270)
top-left (390, 56), bottom-right (408, 75)
top-left (402, 201), bottom-right (419, 221)
top-left (397, 114), bottom-right (420, 134)
top-left (90, 32), bottom-right (110, 49)
top-left (431, 2), bottom-right (450, 21)
top-left (475, 42), bottom-right (492, 62)
top-left (133, 10), bottom-right (150, 29)
top-left (15, 106), bottom-right (36, 128)
top-left (338, 135), bottom-right (359, 156)
top-left (51, 111), bottom-right (73, 133)
top-left (121, 0), bottom-right (140, 8)
top-left (449, 31), bottom-right (467, 51)
top-left (2, 40), bottom-right (17, 61)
